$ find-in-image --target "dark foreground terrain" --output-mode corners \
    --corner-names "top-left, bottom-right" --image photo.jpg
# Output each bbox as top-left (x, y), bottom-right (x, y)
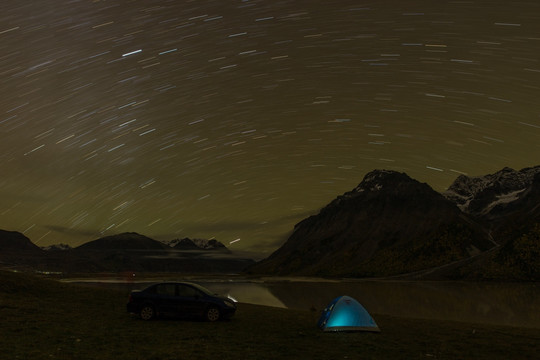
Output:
top-left (1, 270), bottom-right (538, 360)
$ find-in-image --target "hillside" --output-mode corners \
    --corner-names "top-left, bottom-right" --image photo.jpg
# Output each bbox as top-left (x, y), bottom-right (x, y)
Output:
top-left (0, 230), bottom-right (46, 270)
top-left (248, 170), bottom-right (493, 277)
top-left (248, 167), bottom-right (540, 280)
top-left (0, 230), bottom-right (43, 254)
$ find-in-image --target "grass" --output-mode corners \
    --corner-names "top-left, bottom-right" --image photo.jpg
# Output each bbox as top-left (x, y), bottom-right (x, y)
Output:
top-left (1, 270), bottom-right (539, 360)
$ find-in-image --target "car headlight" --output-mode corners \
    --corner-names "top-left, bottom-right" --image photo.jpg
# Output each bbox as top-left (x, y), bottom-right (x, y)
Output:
top-left (224, 300), bottom-right (236, 308)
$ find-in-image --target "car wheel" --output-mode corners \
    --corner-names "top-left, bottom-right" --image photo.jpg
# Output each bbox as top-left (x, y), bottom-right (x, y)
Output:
top-left (139, 305), bottom-right (155, 321)
top-left (205, 306), bottom-right (221, 322)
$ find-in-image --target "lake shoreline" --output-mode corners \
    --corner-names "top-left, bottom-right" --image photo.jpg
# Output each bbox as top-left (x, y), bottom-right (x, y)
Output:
top-left (54, 272), bottom-right (540, 329)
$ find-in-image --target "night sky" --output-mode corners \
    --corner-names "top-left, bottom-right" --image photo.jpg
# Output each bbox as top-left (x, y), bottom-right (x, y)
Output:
top-left (1, 0), bottom-right (539, 256)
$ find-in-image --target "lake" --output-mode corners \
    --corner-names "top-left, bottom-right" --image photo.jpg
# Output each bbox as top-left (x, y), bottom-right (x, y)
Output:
top-left (65, 277), bottom-right (540, 328)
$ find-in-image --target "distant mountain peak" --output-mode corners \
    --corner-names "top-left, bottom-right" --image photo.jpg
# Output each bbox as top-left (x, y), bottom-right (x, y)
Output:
top-left (41, 244), bottom-right (72, 251)
top-left (332, 170), bottom-right (435, 207)
top-left (166, 237), bottom-right (228, 251)
top-left (192, 238), bottom-right (227, 250)
top-left (353, 170), bottom-right (414, 193)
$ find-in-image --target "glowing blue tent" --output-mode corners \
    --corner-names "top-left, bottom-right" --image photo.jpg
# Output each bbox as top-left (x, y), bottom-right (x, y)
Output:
top-left (317, 295), bottom-right (380, 332)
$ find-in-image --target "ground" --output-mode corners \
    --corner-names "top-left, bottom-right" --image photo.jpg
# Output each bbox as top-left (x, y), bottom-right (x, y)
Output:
top-left (0, 270), bottom-right (538, 359)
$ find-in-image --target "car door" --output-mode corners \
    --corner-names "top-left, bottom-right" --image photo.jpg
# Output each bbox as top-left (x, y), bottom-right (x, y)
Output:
top-left (175, 284), bottom-right (207, 317)
top-left (154, 283), bottom-right (178, 315)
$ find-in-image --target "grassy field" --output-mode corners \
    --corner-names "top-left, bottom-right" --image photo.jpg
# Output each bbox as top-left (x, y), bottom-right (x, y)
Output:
top-left (1, 270), bottom-right (538, 360)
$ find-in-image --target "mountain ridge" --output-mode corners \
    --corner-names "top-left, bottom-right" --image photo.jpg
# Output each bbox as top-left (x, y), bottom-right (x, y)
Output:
top-left (248, 166), bottom-right (540, 280)
top-left (443, 165), bottom-right (540, 219)
top-left (2, 166), bottom-right (538, 279)
top-left (0, 231), bottom-right (251, 273)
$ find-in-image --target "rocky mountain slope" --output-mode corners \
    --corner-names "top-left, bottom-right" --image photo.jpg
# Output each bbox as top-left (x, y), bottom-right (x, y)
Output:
top-left (444, 166), bottom-right (540, 221)
top-left (248, 170), bottom-right (494, 277)
top-left (446, 168), bottom-right (540, 280)
top-left (249, 166), bottom-right (540, 280)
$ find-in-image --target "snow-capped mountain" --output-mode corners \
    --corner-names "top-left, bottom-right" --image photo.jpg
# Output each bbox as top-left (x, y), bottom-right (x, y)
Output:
top-left (163, 237), bottom-right (228, 251)
top-left (443, 166), bottom-right (540, 218)
top-left (41, 244), bottom-right (73, 251)
top-left (249, 166), bottom-right (540, 280)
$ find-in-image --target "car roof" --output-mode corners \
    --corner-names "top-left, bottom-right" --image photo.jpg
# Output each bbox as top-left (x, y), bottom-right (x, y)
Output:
top-left (146, 281), bottom-right (213, 293)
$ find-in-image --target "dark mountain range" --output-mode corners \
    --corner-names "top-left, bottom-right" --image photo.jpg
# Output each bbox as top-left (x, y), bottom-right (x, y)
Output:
top-left (2, 166), bottom-right (538, 279)
top-left (0, 231), bottom-right (253, 274)
top-left (249, 167), bottom-right (540, 280)
top-left (248, 170), bottom-right (494, 277)
top-left (75, 232), bottom-right (168, 251)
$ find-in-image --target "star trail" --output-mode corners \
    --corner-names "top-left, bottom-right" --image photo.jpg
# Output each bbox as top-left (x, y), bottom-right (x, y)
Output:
top-left (1, 0), bottom-right (539, 255)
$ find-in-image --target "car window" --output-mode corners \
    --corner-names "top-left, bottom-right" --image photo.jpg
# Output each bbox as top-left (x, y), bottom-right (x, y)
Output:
top-left (191, 283), bottom-right (214, 296)
top-left (177, 285), bottom-right (201, 297)
top-left (156, 284), bottom-right (176, 296)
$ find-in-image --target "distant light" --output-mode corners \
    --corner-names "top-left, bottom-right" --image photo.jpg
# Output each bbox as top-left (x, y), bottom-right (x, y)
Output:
top-left (229, 238), bottom-right (241, 244)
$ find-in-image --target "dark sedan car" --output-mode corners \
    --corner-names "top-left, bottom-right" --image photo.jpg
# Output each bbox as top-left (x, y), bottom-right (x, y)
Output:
top-left (127, 282), bottom-right (237, 321)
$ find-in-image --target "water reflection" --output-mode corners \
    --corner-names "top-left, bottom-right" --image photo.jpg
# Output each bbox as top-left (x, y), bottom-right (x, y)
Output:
top-left (68, 278), bottom-right (540, 328)
top-left (201, 282), bottom-right (287, 309)
top-left (260, 280), bottom-right (540, 328)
